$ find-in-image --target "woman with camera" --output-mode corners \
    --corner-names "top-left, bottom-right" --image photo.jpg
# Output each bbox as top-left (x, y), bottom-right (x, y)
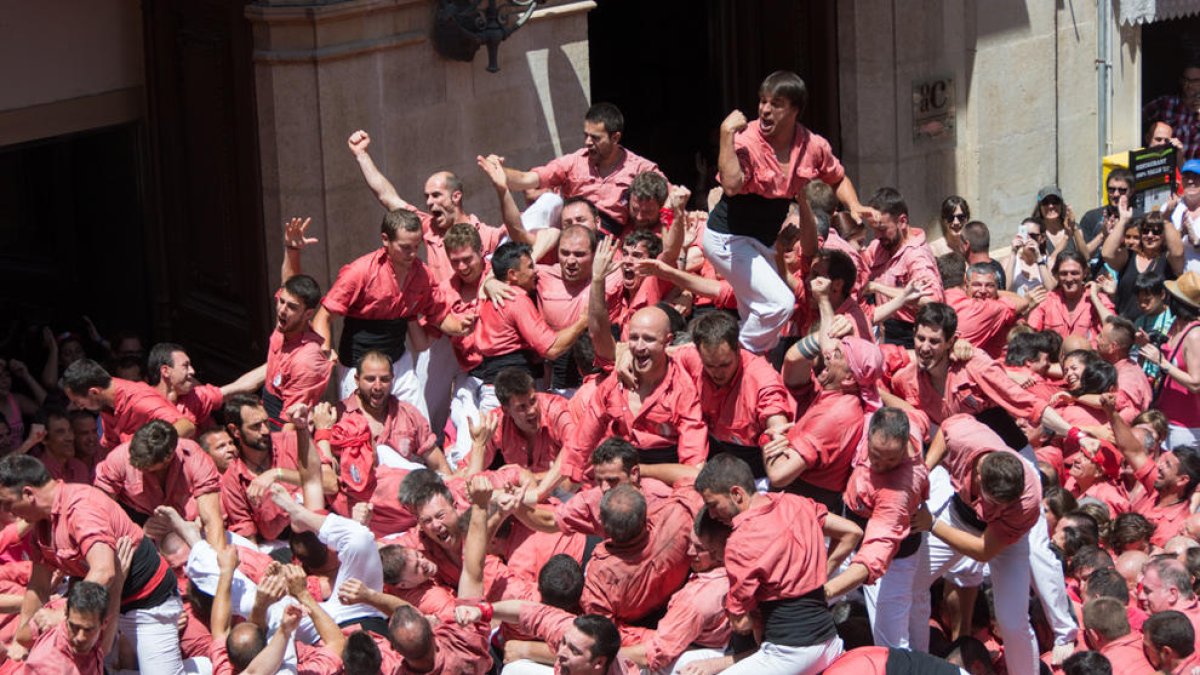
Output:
top-left (1005, 217), bottom-right (1053, 296)
top-left (1138, 270), bottom-right (1200, 449)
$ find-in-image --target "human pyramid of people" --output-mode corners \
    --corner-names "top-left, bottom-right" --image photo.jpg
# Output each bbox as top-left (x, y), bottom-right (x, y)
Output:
top-left (2, 69), bottom-right (1200, 675)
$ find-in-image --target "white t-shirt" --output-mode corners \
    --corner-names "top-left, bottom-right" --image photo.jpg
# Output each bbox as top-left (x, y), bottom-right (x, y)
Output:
top-left (1165, 201), bottom-right (1200, 274)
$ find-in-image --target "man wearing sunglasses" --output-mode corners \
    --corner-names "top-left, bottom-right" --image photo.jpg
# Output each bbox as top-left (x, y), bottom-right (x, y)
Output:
top-left (1079, 168), bottom-right (1135, 269)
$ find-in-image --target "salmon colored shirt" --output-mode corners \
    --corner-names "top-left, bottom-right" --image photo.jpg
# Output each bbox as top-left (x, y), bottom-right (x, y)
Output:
top-left (264, 327), bottom-right (331, 417)
top-left (1131, 459), bottom-right (1191, 548)
top-left (28, 482), bottom-right (146, 579)
top-left (533, 147), bottom-right (663, 227)
top-left (553, 478), bottom-right (675, 537)
top-left (725, 493), bottom-right (829, 616)
top-left (432, 270), bottom-right (483, 362)
top-left (482, 392), bottom-right (574, 472)
top-left (1113, 358), bottom-right (1154, 424)
top-left (535, 263), bottom-right (623, 330)
top-left (673, 344), bottom-right (795, 447)
top-left (465, 293), bottom-right (558, 368)
top-left (175, 383), bottom-right (223, 428)
top-left (99, 378), bottom-right (184, 450)
top-left (784, 386), bottom-right (866, 492)
top-left (842, 414), bottom-right (929, 584)
top-left (1027, 290), bottom-right (1112, 341)
top-left (890, 352), bottom-right (1049, 426)
top-left (219, 430), bottom-right (302, 541)
top-left (338, 394), bottom-right (436, 461)
top-left (633, 568), bottom-right (731, 672)
top-left (23, 620), bottom-right (104, 675)
top-left (945, 288), bottom-right (1018, 358)
top-left (322, 248), bottom-right (452, 324)
top-left (1098, 631), bottom-right (1156, 675)
top-left (94, 437), bottom-right (221, 520)
top-left (502, 527), bottom-right (588, 585)
top-left (863, 228), bottom-right (944, 324)
top-left (727, 121), bottom-right (845, 199)
top-left (517, 602), bottom-right (643, 675)
top-left (37, 450), bottom-right (92, 485)
top-left (940, 415), bottom-right (1042, 546)
top-left (562, 361), bottom-right (708, 481)
top-left (383, 619), bottom-right (491, 675)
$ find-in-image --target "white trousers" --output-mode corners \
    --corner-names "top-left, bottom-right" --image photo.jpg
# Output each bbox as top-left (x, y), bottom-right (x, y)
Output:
top-left (336, 349), bottom-right (427, 420)
top-left (701, 228), bottom-right (794, 355)
top-left (502, 660), bottom-right (554, 675)
top-left (862, 546), bottom-right (922, 648)
top-left (447, 373), bottom-right (500, 470)
top-left (1168, 425), bottom-right (1200, 450)
top-left (118, 594), bottom-right (186, 675)
top-left (415, 336), bottom-right (460, 442)
top-left (719, 637), bottom-right (843, 675)
top-left (664, 647), bottom-right (726, 675)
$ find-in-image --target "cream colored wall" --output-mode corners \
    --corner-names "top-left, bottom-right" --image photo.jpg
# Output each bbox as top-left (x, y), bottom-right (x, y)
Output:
top-left (838, 0), bottom-right (1142, 247)
top-left (248, 0), bottom-right (593, 291)
top-left (0, 0), bottom-right (144, 146)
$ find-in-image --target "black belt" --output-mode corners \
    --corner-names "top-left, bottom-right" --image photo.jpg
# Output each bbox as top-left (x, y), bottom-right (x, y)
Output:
top-left (338, 316), bottom-right (408, 367)
top-left (951, 493), bottom-right (989, 532)
top-left (881, 318), bottom-right (915, 349)
top-left (469, 350), bottom-right (544, 385)
top-left (707, 194), bottom-right (793, 248)
top-left (974, 406), bottom-right (1030, 452)
top-left (635, 446), bottom-right (680, 465)
top-left (708, 437), bottom-right (766, 479)
top-left (759, 587), bottom-right (837, 647)
top-left (549, 351), bottom-right (583, 390)
top-left (844, 507), bottom-right (922, 559)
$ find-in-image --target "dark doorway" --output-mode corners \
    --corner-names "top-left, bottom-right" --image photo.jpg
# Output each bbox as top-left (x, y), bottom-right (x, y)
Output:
top-left (588, 0), bottom-right (840, 206)
top-left (0, 124), bottom-right (152, 360)
top-left (1142, 15), bottom-right (1200, 108)
top-left (143, 0), bottom-right (268, 383)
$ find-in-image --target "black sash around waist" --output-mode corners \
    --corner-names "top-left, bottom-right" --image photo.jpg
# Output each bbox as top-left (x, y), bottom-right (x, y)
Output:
top-left (549, 351), bottom-right (583, 390)
top-left (120, 535), bottom-right (178, 612)
top-left (974, 406), bottom-right (1029, 452)
top-left (783, 480), bottom-right (844, 517)
top-left (470, 350), bottom-right (545, 385)
top-left (261, 386), bottom-right (285, 431)
top-left (844, 507), bottom-right (923, 560)
top-left (339, 615), bottom-right (391, 639)
top-left (707, 194), bottom-right (793, 248)
top-left (760, 586), bottom-right (837, 647)
top-left (634, 445), bottom-right (680, 465)
top-left (708, 437), bottom-right (766, 479)
top-left (951, 493), bottom-right (989, 533)
top-left (338, 316), bottom-right (408, 367)
top-left (881, 318), bottom-right (915, 349)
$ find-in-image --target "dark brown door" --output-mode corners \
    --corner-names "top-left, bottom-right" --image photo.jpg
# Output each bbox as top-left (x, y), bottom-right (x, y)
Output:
top-left (143, 0), bottom-right (267, 382)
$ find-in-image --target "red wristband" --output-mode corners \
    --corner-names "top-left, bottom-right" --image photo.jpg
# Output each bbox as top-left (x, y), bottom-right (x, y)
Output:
top-left (1067, 427), bottom-right (1082, 443)
top-left (479, 602), bottom-right (493, 623)
top-left (313, 428), bottom-right (333, 443)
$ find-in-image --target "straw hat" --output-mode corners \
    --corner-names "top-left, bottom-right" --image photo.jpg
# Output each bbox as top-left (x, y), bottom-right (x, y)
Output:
top-left (1166, 271), bottom-right (1200, 309)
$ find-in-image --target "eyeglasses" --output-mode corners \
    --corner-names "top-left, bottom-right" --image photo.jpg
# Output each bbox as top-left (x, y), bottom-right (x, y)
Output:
top-left (949, 214), bottom-right (967, 222)
top-left (1107, 185), bottom-right (1129, 195)
top-left (1041, 199), bottom-right (1063, 208)
top-left (1141, 226), bottom-right (1164, 235)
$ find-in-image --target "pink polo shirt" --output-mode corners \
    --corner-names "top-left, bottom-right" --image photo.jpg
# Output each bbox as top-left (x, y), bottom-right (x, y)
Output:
top-left (945, 288), bottom-right (1019, 358)
top-left (1098, 631), bottom-right (1156, 675)
top-left (94, 437), bottom-right (221, 520)
top-left (581, 522), bottom-right (693, 626)
top-left (99, 378), bottom-right (184, 450)
top-left (412, 210), bottom-right (504, 284)
top-left (535, 263), bottom-right (623, 330)
top-left (533, 147), bottom-right (663, 227)
top-left (29, 482), bottom-right (145, 579)
top-left (941, 415), bottom-right (1042, 546)
top-left (725, 493), bottom-right (829, 615)
top-left (674, 344), bottom-right (795, 447)
top-left (1113, 358), bottom-right (1153, 424)
top-left (552, 478), bottom-right (675, 537)
top-left (637, 568), bottom-right (731, 672)
top-left (726, 121), bottom-right (845, 199)
top-left (562, 361), bottom-right (708, 481)
top-left (517, 602), bottom-right (643, 675)
top-left (483, 392), bottom-right (574, 472)
top-left (219, 430), bottom-right (302, 541)
top-left (467, 293), bottom-right (558, 365)
top-left (37, 450), bottom-right (92, 485)
top-left (23, 620), bottom-right (104, 675)
top-left (338, 394), bottom-right (436, 461)
top-left (322, 248), bottom-right (452, 324)
top-left (863, 229), bottom-right (944, 324)
top-left (889, 352), bottom-right (1049, 426)
top-left (1027, 290), bottom-right (1112, 341)
top-left (784, 386), bottom-right (866, 493)
top-left (175, 383), bottom-right (223, 429)
top-left (263, 327), bottom-right (331, 418)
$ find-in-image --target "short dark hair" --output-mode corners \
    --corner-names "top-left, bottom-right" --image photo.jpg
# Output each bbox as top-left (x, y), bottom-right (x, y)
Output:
top-left (221, 393), bottom-right (263, 430)
top-left (695, 453), bottom-right (755, 495)
top-left (63, 358), bottom-right (112, 395)
top-left (599, 484), bottom-right (646, 543)
top-left (494, 368), bottom-right (536, 407)
top-left (1052, 249), bottom-right (1090, 278)
top-left (691, 312), bottom-right (739, 353)
top-left (1108, 512), bottom-right (1156, 551)
top-left (572, 615), bottom-right (621, 668)
top-left (129, 419), bottom-right (178, 469)
top-left (1175, 445), bottom-right (1200, 496)
top-left (1059, 511), bottom-right (1100, 558)
top-left (978, 452), bottom-right (1025, 503)
top-left (694, 507), bottom-right (733, 545)
top-left (397, 470), bottom-right (454, 511)
top-left (817, 249), bottom-right (857, 298)
top-left (1144, 610), bottom-right (1196, 658)
top-left (622, 230), bottom-right (662, 259)
top-left (914, 302), bottom-right (958, 341)
top-left (492, 242), bottom-right (533, 283)
top-left (0, 454), bottom-right (51, 491)
top-left (868, 407), bottom-right (910, 444)
top-left (1103, 316), bottom-right (1136, 353)
top-left (866, 187), bottom-right (908, 219)
top-left (282, 274), bottom-right (322, 310)
top-left (1134, 272), bottom-right (1167, 296)
top-left (1005, 332), bottom-right (1043, 367)
top-left (562, 197), bottom-right (600, 222)
top-left (1062, 650), bottom-right (1111, 675)
top-left (538, 554), bottom-right (584, 612)
top-left (1085, 567), bottom-right (1129, 604)
top-left (940, 195), bottom-right (971, 224)
top-left (961, 221), bottom-right (991, 253)
top-left (937, 253), bottom-right (967, 288)
top-left (378, 545), bottom-right (410, 586)
top-left (629, 172), bottom-right (668, 206)
top-left (356, 350), bottom-right (393, 374)
top-left (146, 342), bottom-right (186, 386)
top-left (585, 103), bottom-right (624, 136)
top-left (66, 580), bottom-right (109, 617)
top-left (758, 70), bottom-right (808, 116)
top-left (591, 437), bottom-right (639, 472)
top-left (443, 222), bottom-right (483, 254)
top-left (1107, 168), bottom-right (1134, 187)
top-left (1067, 544), bottom-right (1114, 578)
top-left (388, 605), bottom-right (434, 657)
top-left (382, 209), bottom-right (422, 239)
top-left (344, 630), bottom-right (383, 675)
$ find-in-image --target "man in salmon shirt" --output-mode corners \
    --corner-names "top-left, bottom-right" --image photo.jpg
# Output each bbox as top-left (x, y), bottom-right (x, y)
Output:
top-left (696, 453), bottom-right (862, 675)
top-left (33, 410), bottom-right (90, 484)
top-left (911, 415), bottom-right (1055, 675)
top-left (1138, 557), bottom-right (1200, 649)
top-left (937, 254), bottom-right (1028, 358)
top-left (706, 70), bottom-right (874, 355)
top-left (1027, 249), bottom-right (1114, 341)
top-left (0, 454), bottom-right (185, 673)
top-left (471, 367), bottom-right (575, 475)
top-left (93, 419), bottom-right (226, 550)
top-left (1082, 597), bottom-right (1156, 674)
top-left (554, 304), bottom-right (705, 491)
top-left (862, 187), bottom-right (944, 348)
top-left (1142, 611), bottom-right (1200, 674)
top-left (147, 342), bottom-right (264, 431)
top-left (62, 358), bottom-right (193, 450)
